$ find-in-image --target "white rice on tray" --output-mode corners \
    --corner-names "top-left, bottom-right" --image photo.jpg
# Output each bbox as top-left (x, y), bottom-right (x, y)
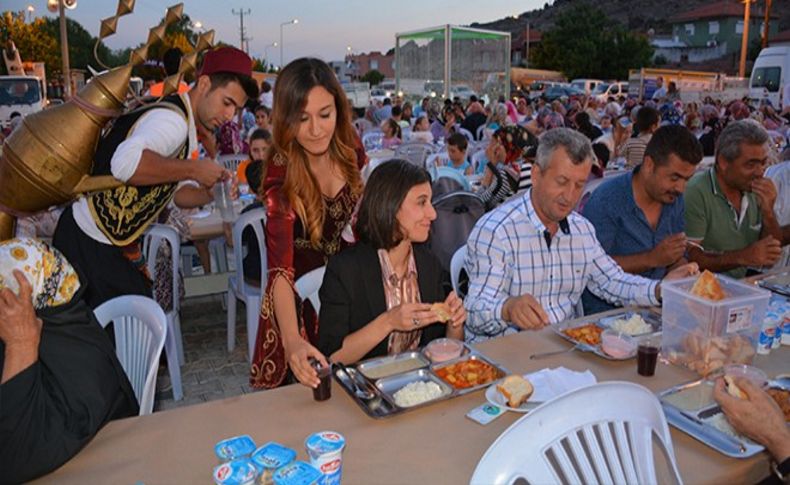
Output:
top-left (393, 381), bottom-right (443, 407)
top-left (610, 314), bottom-right (653, 335)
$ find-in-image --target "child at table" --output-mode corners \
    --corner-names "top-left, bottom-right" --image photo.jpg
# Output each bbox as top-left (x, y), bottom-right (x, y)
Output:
top-left (380, 118), bottom-right (402, 149)
top-left (237, 129), bottom-right (272, 184)
top-left (437, 133), bottom-right (473, 175)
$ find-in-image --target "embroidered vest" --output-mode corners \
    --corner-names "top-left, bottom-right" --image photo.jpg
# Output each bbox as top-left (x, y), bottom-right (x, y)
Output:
top-left (87, 95), bottom-right (190, 246)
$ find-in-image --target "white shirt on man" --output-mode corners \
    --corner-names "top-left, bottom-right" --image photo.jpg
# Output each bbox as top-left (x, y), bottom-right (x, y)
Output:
top-left (71, 93), bottom-right (198, 245)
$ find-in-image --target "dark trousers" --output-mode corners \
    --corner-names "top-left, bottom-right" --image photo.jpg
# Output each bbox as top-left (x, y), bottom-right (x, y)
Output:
top-left (53, 205), bottom-right (151, 309)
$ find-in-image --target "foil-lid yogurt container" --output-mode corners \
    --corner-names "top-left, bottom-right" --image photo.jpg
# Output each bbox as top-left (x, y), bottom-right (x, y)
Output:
top-left (305, 431), bottom-right (346, 485)
top-left (272, 461), bottom-right (323, 485)
top-left (252, 442), bottom-right (298, 485)
top-left (213, 458), bottom-right (259, 485)
top-left (215, 435), bottom-right (257, 462)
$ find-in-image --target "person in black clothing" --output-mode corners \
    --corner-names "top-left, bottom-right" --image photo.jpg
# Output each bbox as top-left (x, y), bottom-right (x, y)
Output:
top-left (238, 158), bottom-right (266, 286)
top-left (574, 111), bottom-right (603, 142)
top-left (0, 239), bottom-right (138, 483)
top-left (318, 160), bottom-right (465, 363)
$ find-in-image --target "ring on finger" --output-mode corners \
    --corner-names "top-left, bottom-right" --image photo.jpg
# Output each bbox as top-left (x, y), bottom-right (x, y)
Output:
top-left (412, 317), bottom-right (420, 327)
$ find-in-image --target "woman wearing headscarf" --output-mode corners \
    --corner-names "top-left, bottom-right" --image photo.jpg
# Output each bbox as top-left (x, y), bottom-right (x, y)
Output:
top-left (0, 238), bottom-right (138, 483)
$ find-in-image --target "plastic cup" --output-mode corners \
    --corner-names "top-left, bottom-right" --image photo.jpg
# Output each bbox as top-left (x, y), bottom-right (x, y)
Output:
top-left (311, 361), bottom-right (332, 402)
top-left (601, 329), bottom-right (637, 359)
top-left (722, 364), bottom-right (768, 388)
top-left (637, 336), bottom-right (660, 377)
top-left (213, 178), bottom-right (236, 222)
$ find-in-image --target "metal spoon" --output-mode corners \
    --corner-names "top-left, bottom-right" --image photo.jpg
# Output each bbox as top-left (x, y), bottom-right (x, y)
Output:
top-left (530, 344), bottom-right (581, 360)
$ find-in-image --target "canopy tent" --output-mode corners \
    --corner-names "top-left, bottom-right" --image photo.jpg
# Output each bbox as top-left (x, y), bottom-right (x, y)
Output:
top-left (395, 25), bottom-right (511, 104)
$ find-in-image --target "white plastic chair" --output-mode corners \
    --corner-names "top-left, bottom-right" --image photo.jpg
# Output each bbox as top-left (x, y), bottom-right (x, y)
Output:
top-left (142, 224), bottom-right (184, 401)
top-left (295, 266), bottom-right (326, 315)
top-left (226, 207), bottom-right (267, 362)
top-left (217, 153), bottom-right (248, 172)
top-left (354, 118), bottom-right (375, 137)
top-left (362, 131), bottom-right (384, 151)
top-left (457, 127), bottom-right (475, 142)
top-left (450, 245), bottom-right (467, 296)
top-left (470, 381), bottom-right (683, 485)
top-left (433, 166), bottom-right (472, 192)
top-left (425, 151), bottom-right (450, 171)
top-left (94, 295), bottom-right (167, 416)
top-left (470, 150), bottom-right (488, 174)
top-left (395, 142), bottom-right (436, 167)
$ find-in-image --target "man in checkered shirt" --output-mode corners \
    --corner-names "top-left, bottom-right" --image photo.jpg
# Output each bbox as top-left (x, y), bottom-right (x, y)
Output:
top-left (463, 128), bottom-right (699, 344)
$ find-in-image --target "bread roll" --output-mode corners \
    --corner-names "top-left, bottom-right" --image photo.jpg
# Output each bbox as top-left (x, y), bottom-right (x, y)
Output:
top-left (496, 375), bottom-right (534, 408)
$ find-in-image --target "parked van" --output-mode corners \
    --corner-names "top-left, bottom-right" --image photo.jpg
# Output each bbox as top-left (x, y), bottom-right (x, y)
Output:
top-left (593, 81), bottom-right (629, 102)
top-left (570, 78), bottom-right (604, 95)
top-left (749, 46), bottom-right (790, 108)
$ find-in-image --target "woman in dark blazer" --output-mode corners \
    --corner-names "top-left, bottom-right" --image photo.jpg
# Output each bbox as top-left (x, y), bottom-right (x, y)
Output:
top-left (318, 160), bottom-right (465, 364)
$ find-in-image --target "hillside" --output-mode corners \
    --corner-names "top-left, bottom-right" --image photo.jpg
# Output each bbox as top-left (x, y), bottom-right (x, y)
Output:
top-left (472, 0), bottom-right (789, 40)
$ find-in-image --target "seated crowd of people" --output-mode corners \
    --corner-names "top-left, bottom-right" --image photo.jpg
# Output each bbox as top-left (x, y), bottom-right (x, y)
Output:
top-left (1, 48), bottom-right (789, 482)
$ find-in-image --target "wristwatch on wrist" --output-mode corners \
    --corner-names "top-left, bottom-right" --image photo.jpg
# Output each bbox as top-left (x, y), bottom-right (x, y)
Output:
top-left (772, 456), bottom-right (790, 482)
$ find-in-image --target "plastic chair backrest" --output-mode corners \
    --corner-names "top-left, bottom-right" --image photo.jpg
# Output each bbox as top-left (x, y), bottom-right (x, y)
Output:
top-left (470, 150), bottom-right (488, 174)
top-left (476, 124), bottom-right (488, 141)
top-left (295, 266), bottom-right (326, 315)
top-left (142, 224), bottom-right (180, 313)
top-left (429, 192), bottom-right (485, 271)
top-left (433, 166), bottom-right (471, 192)
top-left (362, 131), bottom-right (384, 151)
top-left (470, 381), bottom-right (683, 485)
top-left (354, 118), bottom-right (375, 137)
top-left (231, 207), bottom-right (267, 293)
top-left (395, 142), bottom-right (435, 167)
top-left (457, 127), bottom-right (475, 142)
top-left (217, 154), bottom-right (248, 172)
top-left (425, 152), bottom-right (450, 171)
top-left (94, 295), bottom-right (167, 415)
top-left (450, 245), bottom-right (467, 296)
top-left (575, 175), bottom-right (610, 212)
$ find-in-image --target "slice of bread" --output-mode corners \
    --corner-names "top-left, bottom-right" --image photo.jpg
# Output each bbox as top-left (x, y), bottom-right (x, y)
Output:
top-left (496, 375), bottom-right (534, 408)
top-left (724, 375), bottom-right (747, 399)
top-left (431, 303), bottom-right (452, 322)
top-left (690, 270), bottom-right (726, 301)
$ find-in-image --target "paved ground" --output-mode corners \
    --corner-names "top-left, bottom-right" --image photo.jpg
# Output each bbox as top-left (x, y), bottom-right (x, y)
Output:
top-left (153, 294), bottom-right (255, 411)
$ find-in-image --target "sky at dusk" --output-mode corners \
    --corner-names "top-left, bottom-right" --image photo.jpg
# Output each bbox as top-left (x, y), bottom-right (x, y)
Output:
top-left (5, 0), bottom-right (548, 66)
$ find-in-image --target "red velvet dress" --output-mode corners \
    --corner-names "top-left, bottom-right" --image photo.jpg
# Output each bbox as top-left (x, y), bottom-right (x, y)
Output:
top-left (250, 152), bottom-right (359, 389)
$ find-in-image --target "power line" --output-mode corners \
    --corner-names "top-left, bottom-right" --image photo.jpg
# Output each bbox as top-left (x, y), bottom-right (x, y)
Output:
top-left (231, 8), bottom-right (251, 52)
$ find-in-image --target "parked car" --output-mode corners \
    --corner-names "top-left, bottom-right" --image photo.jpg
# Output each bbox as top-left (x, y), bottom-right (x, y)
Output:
top-left (449, 84), bottom-right (477, 101)
top-left (570, 78), bottom-right (604, 95)
top-left (541, 85), bottom-right (585, 102)
top-left (593, 81), bottom-right (629, 102)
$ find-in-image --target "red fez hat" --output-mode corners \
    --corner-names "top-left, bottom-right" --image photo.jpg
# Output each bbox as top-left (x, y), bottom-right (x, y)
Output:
top-left (198, 46), bottom-right (252, 77)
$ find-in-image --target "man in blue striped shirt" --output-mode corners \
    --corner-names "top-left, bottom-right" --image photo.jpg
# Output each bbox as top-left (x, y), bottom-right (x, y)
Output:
top-left (464, 128), bottom-right (698, 344)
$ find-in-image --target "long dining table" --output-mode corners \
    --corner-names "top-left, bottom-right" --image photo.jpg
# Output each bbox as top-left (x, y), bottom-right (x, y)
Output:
top-left (34, 311), bottom-right (788, 485)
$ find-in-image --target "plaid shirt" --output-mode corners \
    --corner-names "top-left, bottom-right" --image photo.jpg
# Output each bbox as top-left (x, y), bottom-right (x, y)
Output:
top-left (464, 189), bottom-right (659, 344)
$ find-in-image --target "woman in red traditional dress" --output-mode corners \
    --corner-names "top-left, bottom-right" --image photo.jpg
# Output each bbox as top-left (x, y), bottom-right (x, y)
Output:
top-left (250, 58), bottom-right (364, 389)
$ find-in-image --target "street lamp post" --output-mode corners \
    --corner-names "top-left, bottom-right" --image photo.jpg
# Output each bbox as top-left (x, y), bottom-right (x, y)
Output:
top-left (738, 0), bottom-right (752, 78)
top-left (263, 42), bottom-right (278, 70)
top-left (26, 5), bottom-right (35, 23)
top-left (58, 0), bottom-right (72, 99)
top-left (279, 18), bottom-right (298, 69)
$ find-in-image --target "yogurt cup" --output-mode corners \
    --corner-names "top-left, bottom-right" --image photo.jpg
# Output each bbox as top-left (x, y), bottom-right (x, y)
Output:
top-left (252, 442), bottom-right (297, 485)
top-left (272, 461), bottom-right (323, 485)
top-left (600, 330), bottom-right (637, 359)
top-left (304, 431), bottom-right (346, 485)
top-left (213, 458), bottom-right (259, 485)
top-left (424, 338), bottom-right (464, 363)
top-left (215, 435), bottom-right (257, 462)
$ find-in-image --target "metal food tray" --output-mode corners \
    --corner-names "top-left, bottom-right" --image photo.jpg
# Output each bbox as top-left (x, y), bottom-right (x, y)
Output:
top-left (756, 271), bottom-right (790, 297)
top-left (333, 343), bottom-right (508, 419)
top-left (658, 379), bottom-right (764, 458)
top-left (551, 307), bottom-right (662, 361)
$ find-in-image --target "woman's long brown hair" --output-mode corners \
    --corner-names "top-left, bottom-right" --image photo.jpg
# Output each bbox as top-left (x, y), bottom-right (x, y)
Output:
top-left (272, 58), bottom-right (363, 247)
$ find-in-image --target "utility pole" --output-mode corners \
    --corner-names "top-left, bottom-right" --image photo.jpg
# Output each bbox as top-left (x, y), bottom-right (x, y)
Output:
top-left (762, 0), bottom-right (772, 49)
top-left (58, 0), bottom-right (71, 99)
top-left (738, 0), bottom-right (751, 78)
top-left (232, 8), bottom-right (251, 52)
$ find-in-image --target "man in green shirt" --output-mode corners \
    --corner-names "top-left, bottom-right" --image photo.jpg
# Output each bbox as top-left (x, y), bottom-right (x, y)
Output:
top-left (684, 120), bottom-right (782, 278)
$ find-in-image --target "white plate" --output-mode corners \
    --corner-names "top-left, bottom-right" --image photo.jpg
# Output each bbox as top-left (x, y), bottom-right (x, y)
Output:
top-left (485, 383), bottom-right (542, 413)
top-left (189, 209), bottom-right (212, 219)
top-left (485, 368), bottom-right (598, 413)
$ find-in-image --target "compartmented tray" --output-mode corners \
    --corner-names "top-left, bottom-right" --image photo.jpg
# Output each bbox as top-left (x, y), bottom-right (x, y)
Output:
top-left (551, 307), bottom-right (662, 360)
top-left (333, 342), bottom-right (508, 419)
top-left (658, 379), bottom-right (767, 458)
top-left (755, 271), bottom-right (790, 297)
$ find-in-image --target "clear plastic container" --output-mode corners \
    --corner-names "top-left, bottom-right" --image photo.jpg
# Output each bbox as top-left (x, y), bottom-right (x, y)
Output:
top-left (661, 275), bottom-right (770, 376)
top-left (424, 338), bottom-right (464, 363)
top-left (600, 329), bottom-right (637, 359)
top-left (722, 364), bottom-right (768, 388)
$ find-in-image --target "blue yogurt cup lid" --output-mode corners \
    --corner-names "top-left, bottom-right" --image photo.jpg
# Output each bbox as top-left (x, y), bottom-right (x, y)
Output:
top-left (215, 435), bottom-right (257, 461)
top-left (252, 442), bottom-right (298, 470)
top-left (272, 461), bottom-right (323, 485)
top-left (304, 431), bottom-right (346, 455)
top-left (213, 458), bottom-right (259, 485)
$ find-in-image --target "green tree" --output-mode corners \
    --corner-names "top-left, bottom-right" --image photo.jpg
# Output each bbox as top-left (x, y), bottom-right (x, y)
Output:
top-left (533, 5), bottom-right (653, 80)
top-left (0, 11), bottom-right (59, 75)
top-left (361, 69), bottom-right (384, 86)
top-left (39, 17), bottom-right (127, 73)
